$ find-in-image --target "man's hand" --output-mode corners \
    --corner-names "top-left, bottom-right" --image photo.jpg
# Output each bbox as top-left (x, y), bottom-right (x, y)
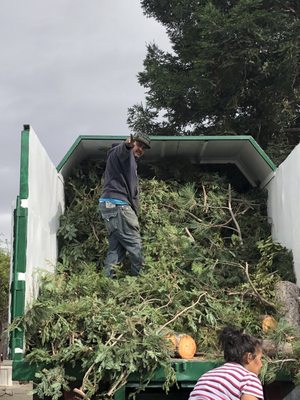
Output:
top-left (125, 134), bottom-right (134, 149)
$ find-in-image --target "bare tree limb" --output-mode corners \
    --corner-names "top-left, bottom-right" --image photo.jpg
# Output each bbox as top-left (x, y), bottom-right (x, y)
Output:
top-left (157, 296), bottom-right (173, 310)
top-left (90, 223), bottom-right (99, 242)
top-left (228, 184), bottom-right (243, 244)
top-left (74, 362), bottom-right (96, 399)
top-left (107, 371), bottom-right (128, 397)
top-left (244, 263), bottom-right (276, 308)
top-left (157, 293), bottom-right (206, 334)
top-left (269, 358), bottom-right (297, 364)
top-left (185, 227), bottom-right (195, 243)
top-left (202, 184), bottom-right (208, 212)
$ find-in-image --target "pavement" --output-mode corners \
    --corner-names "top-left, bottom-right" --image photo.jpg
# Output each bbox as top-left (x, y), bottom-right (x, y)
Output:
top-left (0, 382), bottom-right (33, 399)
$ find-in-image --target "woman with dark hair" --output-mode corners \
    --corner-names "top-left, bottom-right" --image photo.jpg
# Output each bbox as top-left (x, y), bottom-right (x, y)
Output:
top-left (189, 326), bottom-right (264, 400)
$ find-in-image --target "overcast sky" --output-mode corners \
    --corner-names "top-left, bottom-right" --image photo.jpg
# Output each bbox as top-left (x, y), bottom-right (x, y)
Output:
top-left (0, 0), bottom-right (170, 248)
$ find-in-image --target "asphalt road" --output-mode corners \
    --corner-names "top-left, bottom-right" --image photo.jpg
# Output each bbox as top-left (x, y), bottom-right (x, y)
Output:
top-left (0, 382), bottom-right (33, 399)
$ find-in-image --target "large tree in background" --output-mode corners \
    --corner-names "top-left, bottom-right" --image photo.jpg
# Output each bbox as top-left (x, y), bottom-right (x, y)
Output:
top-left (0, 248), bottom-right (9, 318)
top-left (128, 0), bottom-right (300, 147)
top-left (0, 247), bottom-right (10, 355)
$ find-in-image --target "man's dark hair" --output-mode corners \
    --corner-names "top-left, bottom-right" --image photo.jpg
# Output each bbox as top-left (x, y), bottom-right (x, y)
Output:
top-left (219, 326), bottom-right (262, 364)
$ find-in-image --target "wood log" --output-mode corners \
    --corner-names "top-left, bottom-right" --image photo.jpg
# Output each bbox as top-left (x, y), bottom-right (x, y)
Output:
top-left (262, 315), bottom-right (277, 333)
top-left (165, 333), bottom-right (197, 359)
top-left (165, 333), bottom-right (177, 352)
top-left (275, 281), bottom-right (300, 328)
top-left (72, 388), bottom-right (87, 399)
top-left (262, 339), bottom-right (294, 357)
top-left (64, 389), bottom-right (84, 399)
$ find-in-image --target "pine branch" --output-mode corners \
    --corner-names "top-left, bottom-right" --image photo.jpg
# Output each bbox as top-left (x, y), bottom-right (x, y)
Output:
top-left (107, 371), bottom-right (129, 397)
top-left (162, 203), bottom-right (240, 233)
top-left (162, 203), bottom-right (203, 223)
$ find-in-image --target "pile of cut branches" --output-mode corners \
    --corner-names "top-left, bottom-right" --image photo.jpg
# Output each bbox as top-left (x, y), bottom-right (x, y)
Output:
top-left (12, 159), bottom-right (300, 400)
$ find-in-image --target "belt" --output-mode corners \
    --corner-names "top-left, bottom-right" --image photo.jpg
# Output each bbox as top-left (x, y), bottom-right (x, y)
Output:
top-left (101, 201), bottom-right (131, 210)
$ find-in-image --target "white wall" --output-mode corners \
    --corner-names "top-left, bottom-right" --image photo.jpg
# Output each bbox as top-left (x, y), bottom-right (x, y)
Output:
top-left (267, 144), bottom-right (300, 283)
top-left (25, 128), bottom-right (65, 308)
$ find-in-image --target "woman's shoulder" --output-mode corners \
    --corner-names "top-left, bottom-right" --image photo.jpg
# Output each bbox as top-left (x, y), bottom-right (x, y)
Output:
top-left (216, 362), bottom-right (255, 378)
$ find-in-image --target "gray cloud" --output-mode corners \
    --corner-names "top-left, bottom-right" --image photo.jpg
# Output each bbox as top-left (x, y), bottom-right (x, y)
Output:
top-left (0, 0), bottom-right (170, 247)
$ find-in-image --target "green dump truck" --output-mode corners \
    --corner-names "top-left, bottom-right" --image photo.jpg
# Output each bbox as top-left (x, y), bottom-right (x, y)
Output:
top-left (9, 125), bottom-right (300, 400)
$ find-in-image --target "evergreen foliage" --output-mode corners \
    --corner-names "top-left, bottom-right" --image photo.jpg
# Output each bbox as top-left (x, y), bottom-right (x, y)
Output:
top-left (128, 1), bottom-right (300, 147)
top-left (12, 159), bottom-right (300, 399)
top-left (0, 247), bottom-right (10, 323)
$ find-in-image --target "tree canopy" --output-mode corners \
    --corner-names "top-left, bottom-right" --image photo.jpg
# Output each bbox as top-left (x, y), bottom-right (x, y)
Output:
top-left (0, 247), bottom-right (10, 323)
top-left (128, 0), bottom-right (300, 146)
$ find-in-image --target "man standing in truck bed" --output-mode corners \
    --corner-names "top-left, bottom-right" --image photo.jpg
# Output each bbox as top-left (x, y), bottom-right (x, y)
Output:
top-left (99, 133), bottom-right (151, 277)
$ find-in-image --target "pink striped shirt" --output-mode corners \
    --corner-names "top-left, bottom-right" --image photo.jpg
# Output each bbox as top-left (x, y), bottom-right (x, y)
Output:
top-left (189, 362), bottom-right (264, 400)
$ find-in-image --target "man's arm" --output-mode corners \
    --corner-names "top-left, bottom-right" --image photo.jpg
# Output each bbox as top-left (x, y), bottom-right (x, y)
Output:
top-left (113, 136), bottom-right (133, 161)
top-left (125, 134), bottom-right (134, 149)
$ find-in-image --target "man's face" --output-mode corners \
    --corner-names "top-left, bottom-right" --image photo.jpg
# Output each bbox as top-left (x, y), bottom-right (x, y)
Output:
top-left (133, 141), bottom-right (147, 158)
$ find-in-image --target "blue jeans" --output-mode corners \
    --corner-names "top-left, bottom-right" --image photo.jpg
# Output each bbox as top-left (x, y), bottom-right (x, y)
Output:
top-left (99, 202), bottom-right (144, 276)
